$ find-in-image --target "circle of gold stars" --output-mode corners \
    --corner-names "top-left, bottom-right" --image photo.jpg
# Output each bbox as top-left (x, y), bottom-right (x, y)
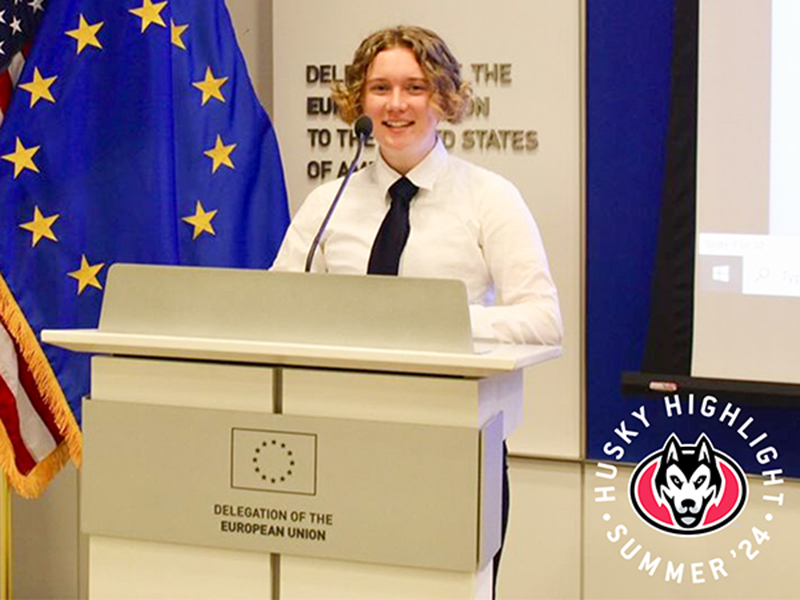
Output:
top-left (252, 440), bottom-right (296, 485)
top-left (6, 0), bottom-right (244, 296)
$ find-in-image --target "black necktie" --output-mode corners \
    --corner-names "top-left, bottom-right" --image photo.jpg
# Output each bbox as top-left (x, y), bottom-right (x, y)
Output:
top-left (367, 177), bottom-right (419, 275)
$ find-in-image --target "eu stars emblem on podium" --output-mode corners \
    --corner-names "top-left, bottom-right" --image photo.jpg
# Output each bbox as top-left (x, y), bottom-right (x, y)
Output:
top-left (231, 429), bottom-right (317, 495)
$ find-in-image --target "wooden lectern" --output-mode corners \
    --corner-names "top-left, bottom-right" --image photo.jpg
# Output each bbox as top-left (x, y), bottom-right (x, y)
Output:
top-left (43, 264), bottom-right (560, 600)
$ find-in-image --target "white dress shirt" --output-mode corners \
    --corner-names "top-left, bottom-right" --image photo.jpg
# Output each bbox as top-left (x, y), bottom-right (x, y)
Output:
top-left (272, 140), bottom-right (563, 345)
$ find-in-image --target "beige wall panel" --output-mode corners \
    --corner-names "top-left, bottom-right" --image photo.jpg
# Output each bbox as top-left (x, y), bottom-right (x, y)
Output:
top-left (12, 465), bottom-right (79, 600)
top-left (227, 0), bottom-right (274, 113)
top-left (498, 458), bottom-right (582, 600)
top-left (584, 464), bottom-right (800, 599)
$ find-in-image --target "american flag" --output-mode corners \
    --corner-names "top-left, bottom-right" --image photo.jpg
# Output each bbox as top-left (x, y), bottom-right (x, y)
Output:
top-left (0, 0), bottom-right (70, 499)
top-left (0, 0), bottom-right (44, 123)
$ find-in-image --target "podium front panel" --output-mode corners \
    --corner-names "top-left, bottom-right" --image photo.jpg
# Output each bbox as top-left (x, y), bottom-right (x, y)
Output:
top-left (81, 398), bottom-right (495, 572)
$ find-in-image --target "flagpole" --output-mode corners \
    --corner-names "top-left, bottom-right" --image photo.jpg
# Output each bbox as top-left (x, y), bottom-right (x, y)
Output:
top-left (1, 476), bottom-right (10, 600)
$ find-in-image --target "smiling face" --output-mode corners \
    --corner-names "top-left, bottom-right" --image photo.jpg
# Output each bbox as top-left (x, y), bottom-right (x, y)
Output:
top-left (363, 47), bottom-right (441, 174)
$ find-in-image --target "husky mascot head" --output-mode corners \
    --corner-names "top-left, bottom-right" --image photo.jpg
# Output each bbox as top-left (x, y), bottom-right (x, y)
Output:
top-left (652, 433), bottom-right (724, 529)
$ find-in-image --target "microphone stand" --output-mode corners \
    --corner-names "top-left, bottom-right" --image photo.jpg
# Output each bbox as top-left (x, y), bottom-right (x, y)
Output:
top-left (304, 117), bottom-right (372, 272)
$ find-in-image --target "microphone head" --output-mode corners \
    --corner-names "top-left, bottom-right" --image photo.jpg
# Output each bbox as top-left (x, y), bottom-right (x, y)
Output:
top-left (354, 115), bottom-right (373, 140)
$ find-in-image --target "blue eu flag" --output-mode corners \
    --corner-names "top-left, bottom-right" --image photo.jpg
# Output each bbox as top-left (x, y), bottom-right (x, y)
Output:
top-left (0, 0), bottom-right (289, 495)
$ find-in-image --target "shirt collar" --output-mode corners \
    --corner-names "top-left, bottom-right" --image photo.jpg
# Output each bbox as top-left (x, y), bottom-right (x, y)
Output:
top-left (375, 137), bottom-right (448, 201)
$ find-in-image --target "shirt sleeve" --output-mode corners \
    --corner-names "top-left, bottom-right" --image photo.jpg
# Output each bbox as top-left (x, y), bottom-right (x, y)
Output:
top-left (470, 177), bottom-right (564, 346)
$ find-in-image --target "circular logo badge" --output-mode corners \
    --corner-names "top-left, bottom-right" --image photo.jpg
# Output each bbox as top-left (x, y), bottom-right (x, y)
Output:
top-left (629, 433), bottom-right (748, 536)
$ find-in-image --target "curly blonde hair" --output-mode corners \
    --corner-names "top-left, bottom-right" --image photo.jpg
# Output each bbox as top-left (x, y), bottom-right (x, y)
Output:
top-left (332, 26), bottom-right (472, 125)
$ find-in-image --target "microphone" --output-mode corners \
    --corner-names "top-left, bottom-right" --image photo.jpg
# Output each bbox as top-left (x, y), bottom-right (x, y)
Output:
top-left (353, 114), bottom-right (373, 141)
top-left (304, 116), bottom-right (373, 272)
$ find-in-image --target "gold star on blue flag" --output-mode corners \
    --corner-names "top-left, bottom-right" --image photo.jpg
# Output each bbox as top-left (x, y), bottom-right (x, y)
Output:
top-left (0, 0), bottom-right (289, 497)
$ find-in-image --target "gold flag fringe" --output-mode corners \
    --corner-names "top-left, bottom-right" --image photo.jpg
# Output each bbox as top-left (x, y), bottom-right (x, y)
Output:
top-left (0, 273), bottom-right (82, 499)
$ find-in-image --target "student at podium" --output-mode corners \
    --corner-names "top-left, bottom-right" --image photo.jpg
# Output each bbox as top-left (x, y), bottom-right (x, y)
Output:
top-left (272, 25), bottom-right (562, 347)
top-left (272, 25), bottom-right (563, 595)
